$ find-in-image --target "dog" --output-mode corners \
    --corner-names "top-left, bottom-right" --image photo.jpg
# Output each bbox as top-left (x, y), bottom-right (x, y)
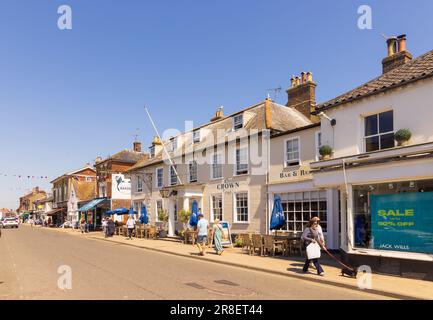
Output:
top-left (341, 267), bottom-right (358, 278)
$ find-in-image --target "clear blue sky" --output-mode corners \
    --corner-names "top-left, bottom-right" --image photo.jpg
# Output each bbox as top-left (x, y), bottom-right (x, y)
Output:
top-left (1, 0), bottom-right (432, 209)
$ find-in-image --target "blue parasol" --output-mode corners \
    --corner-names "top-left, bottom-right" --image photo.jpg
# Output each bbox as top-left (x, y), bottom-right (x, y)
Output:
top-left (140, 204), bottom-right (149, 224)
top-left (270, 195), bottom-right (286, 230)
top-left (129, 206), bottom-right (135, 216)
top-left (189, 200), bottom-right (198, 227)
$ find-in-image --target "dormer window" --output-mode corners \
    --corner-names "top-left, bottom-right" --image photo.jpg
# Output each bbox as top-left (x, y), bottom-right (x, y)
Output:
top-left (233, 114), bottom-right (243, 131)
top-left (193, 130), bottom-right (200, 144)
top-left (149, 146), bottom-right (155, 158)
top-left (170, 137), bottom-right (177, 152)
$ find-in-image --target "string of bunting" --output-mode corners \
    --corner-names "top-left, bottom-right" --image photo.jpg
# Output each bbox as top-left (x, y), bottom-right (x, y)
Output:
top-left (0, 173), bottom-right (53, 179)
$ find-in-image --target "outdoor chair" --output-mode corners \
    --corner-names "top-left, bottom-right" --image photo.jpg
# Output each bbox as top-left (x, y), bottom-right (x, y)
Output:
top-left (147, 225), bottom-right (157, 239)
top-left (251, 234), bottom-right (263, 256)
top-left (289, 238), bottom-right (304, 257)
top-left (263, 235), bottom-right (283, 256)
top-left (240, 233), bottom-right (253, 255)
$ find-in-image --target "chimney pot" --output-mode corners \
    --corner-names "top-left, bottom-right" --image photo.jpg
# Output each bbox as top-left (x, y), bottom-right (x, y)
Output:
top-left (397, 34), bottom-right (407, 52)
top-left (301, 72), bottom-right (306, 84)
top-left (133, 141), bottom-right (142, 153)
top-left (295, 76), bottom-right (300, 86)
top-left (306, 72), bottom-right (313, 82)
top-left (290, 76), bottom-right (296, 87)
top-left (386, 37), bottom-right (397, 57)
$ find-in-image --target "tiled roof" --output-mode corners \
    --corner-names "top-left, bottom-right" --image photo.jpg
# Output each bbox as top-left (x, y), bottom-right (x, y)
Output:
top-left (316, 49), bottom-right (433, 112)
top-left (72, 179), bottom-right (96, 202)
top-left (103, 150), bottom-right (148, 164)
top-left (127, 99), bottom-right (312, 172)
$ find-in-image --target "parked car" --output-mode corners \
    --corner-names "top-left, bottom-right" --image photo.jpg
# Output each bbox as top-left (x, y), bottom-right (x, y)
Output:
top-left (1, 218), bottom-right (19, 229)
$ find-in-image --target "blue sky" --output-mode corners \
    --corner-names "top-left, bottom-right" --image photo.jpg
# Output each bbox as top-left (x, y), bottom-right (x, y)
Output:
top-left (1, 0), bottom-right (432, 209)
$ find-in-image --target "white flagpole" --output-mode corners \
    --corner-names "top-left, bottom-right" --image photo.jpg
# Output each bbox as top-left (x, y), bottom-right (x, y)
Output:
top-left (144, 106), bottom-right (183, 185)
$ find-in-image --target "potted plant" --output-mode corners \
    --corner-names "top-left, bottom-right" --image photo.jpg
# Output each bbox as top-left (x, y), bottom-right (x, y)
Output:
top-left (319, 145), bottom-right (333, 160)
top-left (395, 129), bottom-right (412, 146)
top-left (157, 208), bottom-right (169, 238)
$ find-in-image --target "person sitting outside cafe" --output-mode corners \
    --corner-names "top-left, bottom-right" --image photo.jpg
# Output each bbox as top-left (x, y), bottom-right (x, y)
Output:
top-left (196, 213), bottom-right (209, 256)
top-left (102, 217), bottom-right (108, 237)
top-left (106, 217), bottom-right (115, 237)
top-left (126, 215), bottom-right (136, 240)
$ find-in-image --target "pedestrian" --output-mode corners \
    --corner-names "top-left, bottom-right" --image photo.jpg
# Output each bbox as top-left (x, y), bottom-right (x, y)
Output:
top-left (211, 219), bottom-right (224, 255)
top-left (80, 217), bottom-right (86, 234)
top-left (126, 215), bottom-right (136, 240)
top-left (107, 217), bottom-right (115, 237)
top-left (196, 213), bottom-right (209, 256)
top-left (301, 217), bottom-right (325, 276)
top-left (102, 217), bottom-right (108, 237)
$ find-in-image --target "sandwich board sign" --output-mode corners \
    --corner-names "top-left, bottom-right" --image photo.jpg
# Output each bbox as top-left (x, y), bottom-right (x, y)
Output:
top-left (219, 221), bottom-right (233, 247)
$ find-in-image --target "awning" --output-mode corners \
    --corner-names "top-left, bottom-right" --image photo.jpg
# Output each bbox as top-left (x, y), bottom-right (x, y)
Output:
top-left (106, 208), bottom-right (136, 215)
top-left (78, 198), bottom-right (108, 212)
top-left (47, 208), bottom-right (65, 216)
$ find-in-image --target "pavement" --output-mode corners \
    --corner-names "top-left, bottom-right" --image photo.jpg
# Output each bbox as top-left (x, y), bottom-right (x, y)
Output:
top-left (0, 225), bottom-right (393, 300)
top-left (23, 224), bottom-right (433, 300)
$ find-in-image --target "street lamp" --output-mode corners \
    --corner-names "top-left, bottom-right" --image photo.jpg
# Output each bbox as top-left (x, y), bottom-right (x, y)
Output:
top-left (159, 188), bottom-right (170, 198)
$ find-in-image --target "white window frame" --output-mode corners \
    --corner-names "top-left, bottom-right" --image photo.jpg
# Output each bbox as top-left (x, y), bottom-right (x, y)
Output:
top-left (169, 165), bottom-right (178, 186)
top-left (233, 191), bottom-right (249, 223)
top-left (363, 110), bottom-right (394, 153)
top-left (234, 146), bottom-right (249, 176)
top-left (315, 131), bottom-right (322, 161)
top-left (155, 167), bottom-right (163, 188)
top-left (211, 152), bottom-right (223, 180)
top-left (136, 175), bottom-right (143, 193)
top-left (170, 138), bottom-right (177, 152)
top-left (188, 160), bottom-right (198, 183)
top-left (149, 145), bottom-right (155, 158)
top-left (284, 137), bottom-right (300, 167)
top-left (86, 177), bottom-right (92, 182)
top-left (210, 193), bottom-right (223, 222)
top-left (233, 114), bottom-right (243, 131)
top-left (155, 200), bottom-right (163, 222)
top-left (193, 130), bottom-right (200, 144)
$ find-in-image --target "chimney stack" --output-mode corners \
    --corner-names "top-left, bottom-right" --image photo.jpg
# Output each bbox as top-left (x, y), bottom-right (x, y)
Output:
top-left (286, 71), bottom-right (319, 122)
top-left (133, 141), bottom-right (142, 153)
top-left (382, 34), bottom-right (412, 74)
top-left (210, 106), bottom-right (224, 122)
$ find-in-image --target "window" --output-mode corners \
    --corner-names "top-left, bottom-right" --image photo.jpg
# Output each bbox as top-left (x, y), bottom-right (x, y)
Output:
top-left (156, 200), bottom-right (163, 221)
top-left (315, 132), bottom-right (322, 161)
top-left (211, 194), bottom-right (223, 221)
top-left (285, 138), bottom-right (300, 167)
top-left (235, 147), bottom-right (248, 175)
top-left (193, 130), bottom-right (200, 144)
top-left (169, 165), bottom-right (178, 186)
top-left (156, 168), bottom-right (163, 188)
top-left (364, 110), bottom-right (394, 152)
top-left (235, 192), bottom-right (248, 222)
top-left (170, 137), bottom-right (177, 152)
top-left (189, 161), bottom-right (198, 182)
top-left (136, 175), bottom-right (143, 192)
top-left (233, 114), bottom-right (243, 131)
top-left (212, 153), bottom-right (223, 179)
top-left (86, 177), bottom-right (93, 182)
top-left (279, 191), bottom-right (328, 233)
top-left (149, 146), bottom-right (155, 158)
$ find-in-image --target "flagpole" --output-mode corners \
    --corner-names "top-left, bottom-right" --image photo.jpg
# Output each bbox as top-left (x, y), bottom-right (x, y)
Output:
top-left (144, 106), bottom-right (183, 185)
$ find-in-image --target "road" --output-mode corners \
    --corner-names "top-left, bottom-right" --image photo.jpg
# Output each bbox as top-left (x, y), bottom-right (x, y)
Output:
top-left (0, 226), bottom-right (392, 300)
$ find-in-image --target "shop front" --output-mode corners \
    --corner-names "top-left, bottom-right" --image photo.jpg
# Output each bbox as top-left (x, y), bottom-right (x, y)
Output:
top-left (78, 198), bottom-right (110, 231)
top-left (311, 145), bottom-right (433, 278)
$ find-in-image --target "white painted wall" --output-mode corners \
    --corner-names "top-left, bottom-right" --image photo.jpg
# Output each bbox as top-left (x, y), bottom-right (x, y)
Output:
top-left (320, 78), bottom-right (433, 158)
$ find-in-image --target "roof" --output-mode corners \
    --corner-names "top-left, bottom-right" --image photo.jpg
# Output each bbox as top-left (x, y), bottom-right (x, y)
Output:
top-left (127, 99), bottom-right (312, 172)
top-left (71, 179), bottom-right (96, 202)
top-left (315, 49), bottom-right (433, 112)
top-left (51, 165), bottom-right (96, 184)
top-left (97, 150), bottom-right (148, 166)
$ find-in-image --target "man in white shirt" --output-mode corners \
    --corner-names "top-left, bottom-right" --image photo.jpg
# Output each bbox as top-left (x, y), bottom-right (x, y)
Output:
top-left (196, 213), bottom-right (209, 256)
top-left (126, 215), bottom-right (136, 240)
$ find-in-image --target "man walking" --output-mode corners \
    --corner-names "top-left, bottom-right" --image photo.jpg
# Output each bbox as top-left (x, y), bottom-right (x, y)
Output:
top-left (196, 213), bottom-right (209, 256)
top-left (126, 215), bottom-right (136, 240)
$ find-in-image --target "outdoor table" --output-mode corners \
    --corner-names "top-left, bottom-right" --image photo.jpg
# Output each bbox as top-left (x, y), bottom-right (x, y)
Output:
top-left (273, 234), bottom-right (302, 256)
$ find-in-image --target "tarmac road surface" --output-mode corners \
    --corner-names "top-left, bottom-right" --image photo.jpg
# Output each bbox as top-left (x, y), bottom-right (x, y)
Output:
top-left (0, 226), bottom-right (393, 300)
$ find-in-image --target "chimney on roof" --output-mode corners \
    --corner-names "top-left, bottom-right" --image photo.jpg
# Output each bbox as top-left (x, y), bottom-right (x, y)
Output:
top-left (382, 34), bottom-right (412, 74)
top-left (211, 106), bottom-right (224, 122)
top-left (286, 71), bottom-right (319, 122)
top-left (133, 141), bottom-right (142, 153)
